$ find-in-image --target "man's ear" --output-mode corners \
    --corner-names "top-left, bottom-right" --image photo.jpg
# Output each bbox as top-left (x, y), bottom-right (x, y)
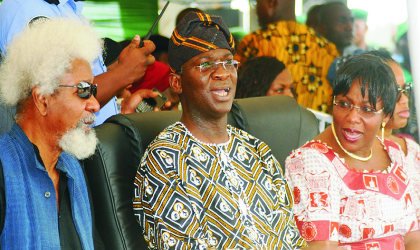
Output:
top-left (169, 73), bottom-right (182, 95)
top-left (317, 24), bottom-right (326, 35)
top-left (31, 86), bottom-right (49, 116)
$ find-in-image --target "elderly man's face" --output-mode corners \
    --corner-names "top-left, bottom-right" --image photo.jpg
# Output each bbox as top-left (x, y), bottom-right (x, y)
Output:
top-left (178, 49), bottom-right (237, 119)
top-left (49, 59), bottom-right (100, 159)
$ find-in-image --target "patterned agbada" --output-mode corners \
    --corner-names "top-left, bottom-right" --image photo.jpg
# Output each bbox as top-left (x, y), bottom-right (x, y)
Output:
top-left (133, 122), bottom-right (306, 250)
top-left (285, 139), bottom-right (420, 250)
top-left (235, 21), bottom-right (339, 113)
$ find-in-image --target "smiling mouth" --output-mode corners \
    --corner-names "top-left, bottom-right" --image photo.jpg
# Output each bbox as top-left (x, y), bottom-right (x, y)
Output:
top-left (213, 88), bottom-right (230, 97)
top-left (343, 129), bottom-right (363, 142)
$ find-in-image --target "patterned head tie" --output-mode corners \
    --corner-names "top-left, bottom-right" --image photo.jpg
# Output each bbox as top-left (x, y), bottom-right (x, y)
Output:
top-left (168, 12), bottom-right (235, 73)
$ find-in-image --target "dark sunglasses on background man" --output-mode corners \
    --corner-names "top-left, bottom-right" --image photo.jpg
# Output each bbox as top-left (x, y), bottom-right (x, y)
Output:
top-left (59, 81), bottom-right (97, 99)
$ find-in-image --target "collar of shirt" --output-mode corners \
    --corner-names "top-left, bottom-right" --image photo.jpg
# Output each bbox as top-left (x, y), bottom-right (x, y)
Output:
top-left (58, 0), bottom-right (83, 15)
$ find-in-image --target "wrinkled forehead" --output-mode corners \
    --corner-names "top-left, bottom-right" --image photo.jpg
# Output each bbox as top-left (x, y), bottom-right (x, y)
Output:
top-left (184, 49), bottom-right (233, 66)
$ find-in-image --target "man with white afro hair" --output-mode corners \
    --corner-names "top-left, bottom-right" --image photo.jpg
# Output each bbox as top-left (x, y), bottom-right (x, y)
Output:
top-left (0, 18), bottom-right (104, 249)
top-left (0, 0), bottom-right (161, 127)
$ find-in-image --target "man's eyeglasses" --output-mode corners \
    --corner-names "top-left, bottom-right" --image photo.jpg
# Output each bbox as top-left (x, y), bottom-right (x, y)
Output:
top-left (397, 82), bottom-right (412, 100)
top-left (333, 97), bottom-right (383, 119)
top-left (179, 59), bottom-right (239, 74)
top-left (59, 81), bottom-right (97, 99)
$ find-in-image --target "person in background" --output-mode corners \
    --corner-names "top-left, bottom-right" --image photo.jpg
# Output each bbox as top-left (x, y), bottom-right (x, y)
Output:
top-left (0, 0), bottom-right (157, 126)
top-left (235, 0), bottom-right (339, 113)
top-left (236, 56), bottom-right (294, 99)
top-left (133, 12), bottom-right (307, 249)
top-left (129, 60), bottom-right (182, 110)
top-left (285, 53), bottom-right (420, 249)
top-left (102, 37), bottom-right (133, 113)
top-left (128, 60), bottom-right (170, 94)
top-left (0, 18), bottom-right (104, 249)
top-left (103, 37), bottom-right (131, 99)
top-left (352, 9), bottom-right (369, 50)
top-left (149, 34), bottom-right (181, 110)
top-left (102, 37), bottom-right (171, 113)
top-left (305, 4), bottom-right (323, 30)
top-left (369, 50), bottom-right (420, 223)
top-left (394, 22), bottom-right (418, 142)
top-left (326, 49), bottom-right (366, 86)
top-left (120, 36), bottom-right (179, 110)
top-left (317, 2), bottom-right (355, 56)
top-left (149, 34), bottom-right (170, 66)
top-left (103, 37), bottom-right (123, 71)
top-left (175, 7), bottom-right (204, 25)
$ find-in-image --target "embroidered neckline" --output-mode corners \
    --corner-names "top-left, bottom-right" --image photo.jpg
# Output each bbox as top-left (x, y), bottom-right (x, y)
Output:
top-left (309, 139), bottom-right (394, 174)
top-left (176, 121), bottom-right (232, 147)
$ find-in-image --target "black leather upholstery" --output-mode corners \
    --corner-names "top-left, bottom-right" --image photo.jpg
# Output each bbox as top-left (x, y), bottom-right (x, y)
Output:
top-left (83, 95), bottom-right (319, 250)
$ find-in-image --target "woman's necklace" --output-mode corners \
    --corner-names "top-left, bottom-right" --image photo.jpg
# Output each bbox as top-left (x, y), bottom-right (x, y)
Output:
top-left (331, 122), bottom-right (373, 161)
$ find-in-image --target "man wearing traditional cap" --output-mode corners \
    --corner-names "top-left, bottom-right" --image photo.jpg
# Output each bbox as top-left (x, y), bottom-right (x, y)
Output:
top-left (0, 18), bottom-right (103, 249)
top-left (133, 12), bottom-right (306, 250)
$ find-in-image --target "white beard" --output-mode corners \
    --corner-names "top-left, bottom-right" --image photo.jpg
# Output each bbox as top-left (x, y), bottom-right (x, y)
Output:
top-left (58, 113), bottom-right (98, 160)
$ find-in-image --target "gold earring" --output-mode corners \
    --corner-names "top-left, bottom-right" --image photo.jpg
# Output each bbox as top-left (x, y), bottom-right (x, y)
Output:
top-left (381, 122), bottom-right (386, 143)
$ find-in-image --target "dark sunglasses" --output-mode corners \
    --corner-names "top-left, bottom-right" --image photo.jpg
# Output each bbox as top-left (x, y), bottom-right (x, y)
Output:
top-left (59, 81), bottom-right (97, 99)
top-left (397, 82), bottom-right (412, 100)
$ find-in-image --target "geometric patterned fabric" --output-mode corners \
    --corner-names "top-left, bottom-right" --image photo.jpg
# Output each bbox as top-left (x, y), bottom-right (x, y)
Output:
top-left (285, 139), bottom-right (420, 249)
top-left (134, 122), bottom-right (307, 249)
top-left (235, 21), bottom-right (339, 113)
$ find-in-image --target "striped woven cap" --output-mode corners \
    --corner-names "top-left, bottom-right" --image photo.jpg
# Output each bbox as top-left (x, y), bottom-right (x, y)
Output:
top-left (168, 12), bottom-right (235, 73)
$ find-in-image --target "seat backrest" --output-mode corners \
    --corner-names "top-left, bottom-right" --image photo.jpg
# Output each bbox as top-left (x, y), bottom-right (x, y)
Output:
top-left (83, 95), bottom-right (319, 250)
top-left (307, 108), bottom-right (333, 132)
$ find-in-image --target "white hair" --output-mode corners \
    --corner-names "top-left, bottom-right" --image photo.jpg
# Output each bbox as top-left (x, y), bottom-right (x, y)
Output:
top-left (0, 18), bottom-right (103, 106)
